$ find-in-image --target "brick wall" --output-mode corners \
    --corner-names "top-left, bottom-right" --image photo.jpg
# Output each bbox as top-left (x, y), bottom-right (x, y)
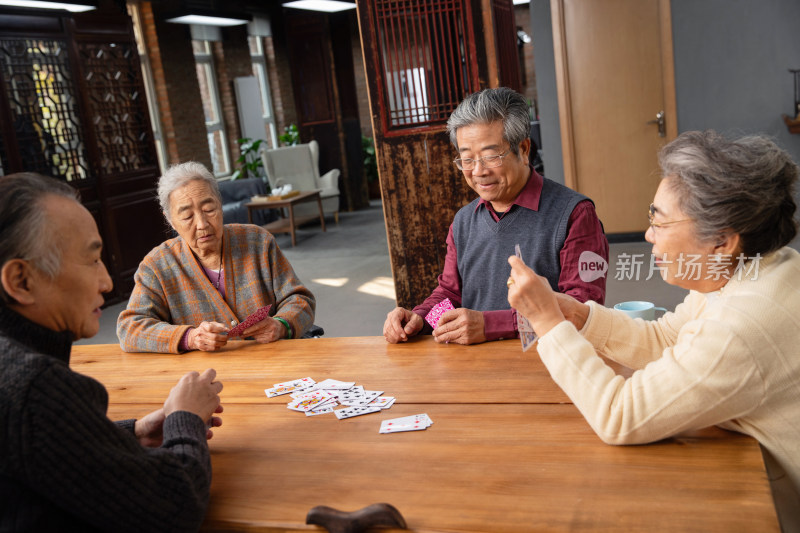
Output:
top-left (264, 21), bottom-right (298, 143)
top-left (146, 3), bottom-right (210, 167)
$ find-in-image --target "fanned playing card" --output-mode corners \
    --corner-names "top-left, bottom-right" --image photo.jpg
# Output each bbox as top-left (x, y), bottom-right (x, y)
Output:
top-left (425, 298), bottom-right (455, 329)
top-left (514, 244), bottom-right (538, 352)
top-left (227, 305), bottom-right (272, 338)
top-left (334, 405), bottom-right (382, 420)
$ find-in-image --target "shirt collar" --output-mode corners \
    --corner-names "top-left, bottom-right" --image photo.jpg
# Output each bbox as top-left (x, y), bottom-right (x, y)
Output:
top-left (475, 164), bottom-right (544, 214)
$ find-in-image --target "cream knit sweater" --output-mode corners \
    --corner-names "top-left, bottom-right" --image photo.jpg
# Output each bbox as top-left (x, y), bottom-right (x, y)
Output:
top-left (538, 247), bottom-right (800, 528)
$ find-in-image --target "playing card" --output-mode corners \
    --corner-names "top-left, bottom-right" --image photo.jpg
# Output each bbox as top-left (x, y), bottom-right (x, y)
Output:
top-left (425, 298), bottom-right (455, 329)
top-left (379, 423), bottom-right (429, 433)
top-left (379, 413), bottom-right (433, 433)
top-left (368, 396), bottom-right (396, 409)
top-left (287, 390), bottom-right (334, 412)
top-left (314, 379), bottom-right (356, 390)
top-left (337, 385), bottom-right (366, 403)
top-left (341, 390), bottom-right (384, 406)
top-left (513, 244), bottom-right (538, 349)
top-left (305, 406), bottom-right (334, 416)
top-left (227, 305), bottom-right (272, 338)
top-left (334, 405), bottom-right (382, 420)
top-left (381, 414), bottom-right (432, 428)
top-left (265, 383), bottom-right (312, 398)
top-left (273, 377), bottom-right (316, 390)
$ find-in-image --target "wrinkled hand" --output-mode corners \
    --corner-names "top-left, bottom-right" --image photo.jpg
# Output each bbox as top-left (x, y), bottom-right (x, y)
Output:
top-left (553, 292), bottom-right (590, 331)
top-left (507, 256), bottom-right (565, 336)
top-left (383, 307), bottom-right (424, 343)
top-left (240, 317), bottom-right (285, 343)
top-left (432, 308), bottom-right (486, 345)
top-left (187, 321), bottom-right (228, 352)
top-left (163, 368), bottom-right (224, 424)
top-left (134, 408), bottom-right (165, 448)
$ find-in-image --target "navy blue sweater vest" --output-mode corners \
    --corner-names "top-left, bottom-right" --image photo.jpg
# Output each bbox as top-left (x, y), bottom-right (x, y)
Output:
top-left (453, 177), bottom-right (589, 311)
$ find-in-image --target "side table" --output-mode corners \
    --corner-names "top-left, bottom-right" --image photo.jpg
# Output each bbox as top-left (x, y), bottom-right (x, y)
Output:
top-left (245, 190), bottom-right (326, 247)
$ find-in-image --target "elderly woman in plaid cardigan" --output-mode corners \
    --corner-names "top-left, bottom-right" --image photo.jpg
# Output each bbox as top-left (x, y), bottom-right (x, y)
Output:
top-left (117, 162), bottom-right (315, 353)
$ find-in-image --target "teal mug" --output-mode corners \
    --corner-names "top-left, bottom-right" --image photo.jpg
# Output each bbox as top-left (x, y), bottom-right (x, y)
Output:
top-left (613, 301), bottom-right (666, 320)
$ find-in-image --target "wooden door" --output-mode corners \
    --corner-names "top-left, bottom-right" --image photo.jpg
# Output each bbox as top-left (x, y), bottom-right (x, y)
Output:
top-left (552, 0), bottom-right (677, 234)
top-left (283, 11), bottom-right (369, 213)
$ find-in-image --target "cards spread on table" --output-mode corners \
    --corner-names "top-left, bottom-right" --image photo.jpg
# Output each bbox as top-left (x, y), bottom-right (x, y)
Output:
top-left (514, 244), bottom-right (538, 352)
top-left (265, 377), bottom-right (431, 433)
top-left (227, 305), bottom-right (272, 338)
top-left (265, 376), bottom-right (396, 419)
top-left (425, 298), bottom-right (455, 329)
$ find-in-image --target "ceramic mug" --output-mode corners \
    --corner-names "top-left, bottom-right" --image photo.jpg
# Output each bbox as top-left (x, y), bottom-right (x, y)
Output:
top-left (613, 301), bottom-right (666, 320)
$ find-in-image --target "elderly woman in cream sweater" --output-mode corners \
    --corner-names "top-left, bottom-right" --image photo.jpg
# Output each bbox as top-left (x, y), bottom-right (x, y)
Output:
top-left (507, 130), bottom-right (799, 530)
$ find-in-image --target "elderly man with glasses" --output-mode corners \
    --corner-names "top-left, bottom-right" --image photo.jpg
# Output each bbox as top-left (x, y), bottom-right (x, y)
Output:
top-left (383, 87), bottom-right (608, 345)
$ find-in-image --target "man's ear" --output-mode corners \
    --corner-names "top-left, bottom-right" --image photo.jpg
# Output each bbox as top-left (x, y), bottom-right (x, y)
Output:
top-left (1, 259), bottom-right (37, 305)
top-left (518, 138), bottom-right (532, 162)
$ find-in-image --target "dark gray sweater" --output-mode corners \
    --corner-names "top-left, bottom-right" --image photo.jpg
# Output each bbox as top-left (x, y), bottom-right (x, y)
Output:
top-left (0, 305), bottom-right (212, 532)
top-left (454, 177), bottom-right (589, 311)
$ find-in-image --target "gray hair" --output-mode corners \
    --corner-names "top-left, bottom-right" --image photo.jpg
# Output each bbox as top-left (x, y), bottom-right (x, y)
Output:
top-left (446, 87), bottom-right (530, 155)
top-left (0, 173), bottom-right (79, 303)
top-left (659, 130), bottom-right (798, 256)
top-left (157, 161), bottom-right (221, 223)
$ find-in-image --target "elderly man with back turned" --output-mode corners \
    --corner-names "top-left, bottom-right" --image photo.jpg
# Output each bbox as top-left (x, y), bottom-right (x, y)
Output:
top-left (384, 87), bottom-right (608, 345)
top-left (0, 172), bottom-right (223, 532)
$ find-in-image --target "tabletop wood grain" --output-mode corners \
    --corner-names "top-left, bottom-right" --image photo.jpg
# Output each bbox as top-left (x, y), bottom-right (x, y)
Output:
top-left (71, 336), bottom-right (571, 405)
top-left (74, 337), bottom-right (780, 532)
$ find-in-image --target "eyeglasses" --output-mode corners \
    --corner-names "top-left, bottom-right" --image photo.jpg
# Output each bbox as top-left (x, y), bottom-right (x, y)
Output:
top-left (648, 203), bottom-right (690, 229)
top-left (453, 150), bottom-right (511, 171)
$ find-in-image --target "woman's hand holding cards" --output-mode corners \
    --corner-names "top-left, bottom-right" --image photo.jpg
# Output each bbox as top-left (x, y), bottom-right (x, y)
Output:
top-left (187, 321), bottom-right (229, 352)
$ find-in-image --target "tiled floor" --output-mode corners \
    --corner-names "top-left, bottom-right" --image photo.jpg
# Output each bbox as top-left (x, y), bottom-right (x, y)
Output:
top-left (77, 201), bottom-right (688, 346)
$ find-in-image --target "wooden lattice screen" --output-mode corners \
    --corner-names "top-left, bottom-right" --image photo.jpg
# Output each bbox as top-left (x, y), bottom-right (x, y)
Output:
top-left (368, 0), bottom-right (480, 136)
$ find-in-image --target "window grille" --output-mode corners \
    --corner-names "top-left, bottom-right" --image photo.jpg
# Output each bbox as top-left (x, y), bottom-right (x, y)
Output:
top-left (368, 0), bottom-right (479, 134)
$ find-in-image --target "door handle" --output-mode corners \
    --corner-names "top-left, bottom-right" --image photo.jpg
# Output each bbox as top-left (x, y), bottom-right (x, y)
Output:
top-left (647, 110), bottom-right (666, 137)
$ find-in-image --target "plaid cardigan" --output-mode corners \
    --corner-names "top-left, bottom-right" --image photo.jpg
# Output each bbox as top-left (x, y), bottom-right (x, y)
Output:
top-left (117, 224), bottom-right (315, 353)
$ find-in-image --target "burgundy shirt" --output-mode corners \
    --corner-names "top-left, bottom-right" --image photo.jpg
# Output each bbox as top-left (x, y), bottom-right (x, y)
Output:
top-left (412, 169), bottom-right (608, 341)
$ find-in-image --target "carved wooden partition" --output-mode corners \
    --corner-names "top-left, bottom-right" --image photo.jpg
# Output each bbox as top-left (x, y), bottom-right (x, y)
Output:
top-left (356, 0), bottom-right (520, 308)
top-left (0, 7), bottom-right (164, 302)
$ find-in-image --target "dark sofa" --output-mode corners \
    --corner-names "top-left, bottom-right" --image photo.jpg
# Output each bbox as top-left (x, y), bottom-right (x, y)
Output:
top-left (218, 177), bottom-right (277, 225)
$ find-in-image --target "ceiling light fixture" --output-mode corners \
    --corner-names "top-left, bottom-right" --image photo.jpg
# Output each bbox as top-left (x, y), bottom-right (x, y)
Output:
top-left (282, 0), bottom-right (356, 13)
top-left (165, 13), bottom-right (250, 26)
top-left (0, 0), bottom-right (96, 12)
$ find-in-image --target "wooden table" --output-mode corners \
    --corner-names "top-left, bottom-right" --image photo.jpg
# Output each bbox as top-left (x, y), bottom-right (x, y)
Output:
top-left (72, 337), bottom-right (779, 532)
top-left (246, 190), bottom-right (326, 246)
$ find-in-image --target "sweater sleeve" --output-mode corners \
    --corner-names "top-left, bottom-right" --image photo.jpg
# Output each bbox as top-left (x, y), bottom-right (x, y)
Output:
top-left (267, 235), bottom-right (316, 338)
top-left (116, 259), bottom-right (191, 353)
top-left (581, 293), bottom-right (695, 370)
top-left (536, 313), bottom-right (766, 445)
top-left (20, 365), bottom-right (211, 533)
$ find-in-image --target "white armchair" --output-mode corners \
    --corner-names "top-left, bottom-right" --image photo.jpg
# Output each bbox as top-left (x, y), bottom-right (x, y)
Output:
top-left (261, 140), bottom-right (341, 223)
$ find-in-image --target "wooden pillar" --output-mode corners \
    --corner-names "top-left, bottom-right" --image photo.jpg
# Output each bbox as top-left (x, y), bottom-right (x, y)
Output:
top-left (355, 0), bottom-right (521, 308)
